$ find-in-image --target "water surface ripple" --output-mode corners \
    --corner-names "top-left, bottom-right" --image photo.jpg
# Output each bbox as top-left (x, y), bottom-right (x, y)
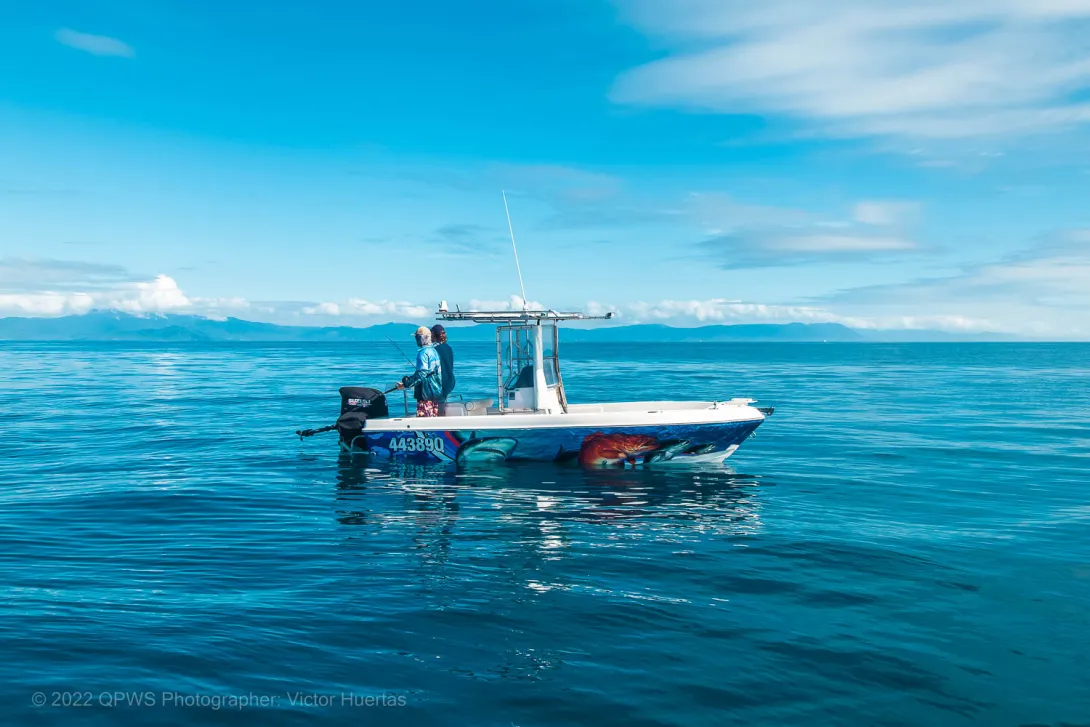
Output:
top-left (1, 342), bottom-right (1088, 726)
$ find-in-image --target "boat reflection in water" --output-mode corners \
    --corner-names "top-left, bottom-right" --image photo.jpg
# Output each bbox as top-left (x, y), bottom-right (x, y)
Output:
top-left (333, 455), bottom-right (768, 557)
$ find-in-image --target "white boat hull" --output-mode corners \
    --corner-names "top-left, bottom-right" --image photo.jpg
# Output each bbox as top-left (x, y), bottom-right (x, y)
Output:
top-left (340, 401), bottom-right (768, 466)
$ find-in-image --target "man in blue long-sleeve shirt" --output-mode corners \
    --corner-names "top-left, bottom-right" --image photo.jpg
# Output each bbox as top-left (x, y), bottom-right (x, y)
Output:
top-left (396, 326), bottom-right (443, 417)
top-left (430, 324), bottom-right (456, 414)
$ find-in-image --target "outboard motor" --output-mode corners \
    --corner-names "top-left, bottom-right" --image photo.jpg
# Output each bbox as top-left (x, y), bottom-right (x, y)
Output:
top-left (295, 385), bottom-right (392, 447)
top-left (336, 386), bottom-right (389, 449)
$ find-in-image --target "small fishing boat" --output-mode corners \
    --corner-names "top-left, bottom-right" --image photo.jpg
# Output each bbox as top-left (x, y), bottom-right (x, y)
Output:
top-left (297, 192), bottom-right (771, 466)
top-left (299, 304), bottom-right (773, 466)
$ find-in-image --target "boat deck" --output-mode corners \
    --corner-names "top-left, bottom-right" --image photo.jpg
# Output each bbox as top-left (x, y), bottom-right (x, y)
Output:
top-left (565, 399), bottom-right (754, 414)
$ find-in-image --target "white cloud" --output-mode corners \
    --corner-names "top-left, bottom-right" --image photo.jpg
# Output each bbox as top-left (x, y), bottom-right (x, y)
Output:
top-left (0, 258), bottom-right (432, 324)
top-left (114, 275), bottom-right (191, 313)
top-left (0, 274), bottom-right (193, 316)
top-left (822, 229), bottom-right (1090, 336)
top-left (299, 293), bottom-right (1007, 333)
top-left (0, 259), bottom-right (235, 318)
top-left (489, 165), bottom-right (623, 204)
top-left (0, 292), bottom-right (97, 317)
top-left (691, 196), bottom-right (922, 268)
top-left (346, 299), bottom-right (430, 318)
top-left (688, 192), bottom-right (813, 229)
top-left (0, 259), bottom-right (138, 291)
top-left (55, 28), bottom-right (134, 58)
top-left (6, 250), bottom-right (1088, 336)
top-left (302, 293), bottom-right (999, 333)
top-left (302, 302), bottom-right (341, 316)
top-left (758, 233), bottom-right (915, 253)
top-left (431, 224), bottom-right (506, 256)
top-left (613, 0), bottom-right (1090, 139)
top-left (468, 295), bottom-right (547, 311)
top-left (585, 300), bottom-right (612, 318)
top-left (854, 200), bottom-right (919, 226)
top-left (624, 299), bottom-right (828, 323)
top-left (611, 298), bottom-right (996, 332)
top-left (301, 299), bottom-right (430, 319)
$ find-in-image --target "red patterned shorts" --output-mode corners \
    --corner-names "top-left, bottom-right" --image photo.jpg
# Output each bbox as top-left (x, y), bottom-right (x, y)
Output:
top-left (416, 400), bottom-right (439, 418)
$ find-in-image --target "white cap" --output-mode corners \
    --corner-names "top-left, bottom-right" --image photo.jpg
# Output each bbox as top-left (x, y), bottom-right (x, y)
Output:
top-left (414, 326), bottom-right (431, 339)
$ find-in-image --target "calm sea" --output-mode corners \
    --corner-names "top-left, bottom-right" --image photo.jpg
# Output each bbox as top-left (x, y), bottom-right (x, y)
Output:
top-left (1, 342), bottom-right (1088, 726)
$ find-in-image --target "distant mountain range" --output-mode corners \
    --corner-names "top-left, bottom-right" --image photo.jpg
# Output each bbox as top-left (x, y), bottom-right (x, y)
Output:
top-left (0, 311), bottom-right (1026, 342)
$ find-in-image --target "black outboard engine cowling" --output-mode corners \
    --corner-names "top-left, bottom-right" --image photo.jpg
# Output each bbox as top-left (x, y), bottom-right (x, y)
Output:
top-left (336, 386), bottom-right (389, 448)
top-left (340, 387), bottom-right (389, 418)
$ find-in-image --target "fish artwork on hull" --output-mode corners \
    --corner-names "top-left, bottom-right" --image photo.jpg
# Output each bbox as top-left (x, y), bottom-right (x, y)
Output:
top-left (455, 437), bottom-right (518, 466)
top-left (643, 439), bottom-right (693, 464)
top-left (568, 434), bottom-right (729, 467)
top-left (577, 433), bottom-right (660, 468)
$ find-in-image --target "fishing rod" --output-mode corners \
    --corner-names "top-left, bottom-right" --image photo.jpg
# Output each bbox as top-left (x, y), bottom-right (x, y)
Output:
top-left (383, 334), bottom-right (423, 418)
top-left (385, 335), bottom-right (416, 366)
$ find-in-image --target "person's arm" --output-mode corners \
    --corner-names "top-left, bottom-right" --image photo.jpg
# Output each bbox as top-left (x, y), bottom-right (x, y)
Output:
top-left (400, 349), bottom-right (428, 388)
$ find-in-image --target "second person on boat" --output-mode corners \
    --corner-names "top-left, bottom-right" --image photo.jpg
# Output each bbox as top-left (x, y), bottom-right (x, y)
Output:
top-left (430, 324), bottom-right (456, 414)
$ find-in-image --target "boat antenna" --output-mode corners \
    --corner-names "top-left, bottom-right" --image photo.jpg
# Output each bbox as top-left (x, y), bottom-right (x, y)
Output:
top-left (502, 190), bottom-right (529, 311)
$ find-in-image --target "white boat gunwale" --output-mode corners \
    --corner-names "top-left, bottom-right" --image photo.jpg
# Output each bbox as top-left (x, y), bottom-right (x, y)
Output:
top-left (365, 399), bottom-right (768, 432)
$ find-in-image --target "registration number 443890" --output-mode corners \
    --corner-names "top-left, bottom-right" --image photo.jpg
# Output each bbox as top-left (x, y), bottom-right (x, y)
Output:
top-left (388, 436), bottom-right (445, 453)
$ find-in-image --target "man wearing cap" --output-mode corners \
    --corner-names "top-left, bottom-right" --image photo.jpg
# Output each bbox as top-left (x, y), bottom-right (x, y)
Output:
top-left (396, 326), bottom-right (443, 417)
top-left (430, 324), bottom-right (456, 414)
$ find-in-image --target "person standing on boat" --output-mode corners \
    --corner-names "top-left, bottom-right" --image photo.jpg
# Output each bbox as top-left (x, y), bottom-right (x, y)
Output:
top-left (396, 326), bottom-right (443, 417)
top-left (430, 324), bottom-right (456, 414)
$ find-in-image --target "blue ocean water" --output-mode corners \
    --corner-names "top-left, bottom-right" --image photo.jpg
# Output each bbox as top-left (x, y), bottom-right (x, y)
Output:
top-left (1, 342), bottom-right (1088, 726)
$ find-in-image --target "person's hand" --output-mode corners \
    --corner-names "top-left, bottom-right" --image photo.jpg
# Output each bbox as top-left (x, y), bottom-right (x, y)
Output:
top-left (395, 382), bottom-right (405, 390)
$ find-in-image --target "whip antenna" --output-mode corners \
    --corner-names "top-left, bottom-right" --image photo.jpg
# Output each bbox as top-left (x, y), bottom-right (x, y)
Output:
top-left (502, 190), bottom-right (529, 310)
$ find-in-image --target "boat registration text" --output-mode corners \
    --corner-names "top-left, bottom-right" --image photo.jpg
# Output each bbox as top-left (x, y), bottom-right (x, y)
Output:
top-left (388, 435), bottom-right (446, 453)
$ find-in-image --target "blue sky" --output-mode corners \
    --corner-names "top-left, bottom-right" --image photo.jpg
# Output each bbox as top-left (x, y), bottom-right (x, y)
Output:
top-left (3, 0), bottom-right (1090, 337)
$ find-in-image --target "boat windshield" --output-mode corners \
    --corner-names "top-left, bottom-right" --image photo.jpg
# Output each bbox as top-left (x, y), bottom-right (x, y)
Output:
top-left (498, 323), bottom-right (562, 408)
top-left (543, 356), bottom-right (559, 386)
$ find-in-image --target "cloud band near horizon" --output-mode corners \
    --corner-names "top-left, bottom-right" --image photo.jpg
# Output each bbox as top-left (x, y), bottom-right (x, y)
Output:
top-left (1, 257), bottom-right (1072, 336)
